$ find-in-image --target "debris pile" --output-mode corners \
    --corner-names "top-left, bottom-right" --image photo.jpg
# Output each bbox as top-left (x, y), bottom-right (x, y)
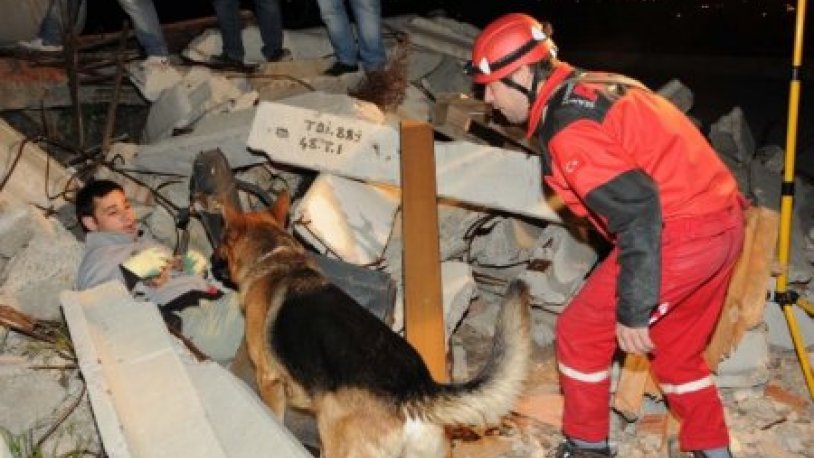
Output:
top-left (0, 13), bottom-right (812, 457)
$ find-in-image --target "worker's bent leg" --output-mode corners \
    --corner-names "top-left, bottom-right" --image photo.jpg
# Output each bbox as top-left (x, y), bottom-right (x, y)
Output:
top-left (651, 208), bottom-right (744, 451)
top-left (556, 251), bottom-right (620, 442)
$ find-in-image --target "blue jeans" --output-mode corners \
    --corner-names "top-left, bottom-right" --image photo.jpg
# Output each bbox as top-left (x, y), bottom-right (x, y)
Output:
top-left (39, 0), bottom-right (166, 56)
top-left (212, 0), bottom-right (283, 61)
top-left (315, 0), bottom-right (386, 71)
top-left (116, 0), bottom-right (168, 56)
top-left (38, 0), bottom-right (87, 46)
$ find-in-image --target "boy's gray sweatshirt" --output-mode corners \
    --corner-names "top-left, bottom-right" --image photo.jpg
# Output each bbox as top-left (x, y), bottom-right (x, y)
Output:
top-left (76, 231), bottom-right (211, 306)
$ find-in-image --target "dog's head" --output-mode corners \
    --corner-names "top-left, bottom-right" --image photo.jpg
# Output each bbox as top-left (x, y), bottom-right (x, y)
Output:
top-left (212, 190), bottom-right (292, 287)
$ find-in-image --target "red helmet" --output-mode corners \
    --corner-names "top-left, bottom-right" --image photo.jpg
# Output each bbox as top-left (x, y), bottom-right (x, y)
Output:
top-left (467, 13), bottom-right (557, 84)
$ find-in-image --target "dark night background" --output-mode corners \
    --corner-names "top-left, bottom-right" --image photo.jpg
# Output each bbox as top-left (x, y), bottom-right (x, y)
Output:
top-left (83, 0), bottom-right (814, 174)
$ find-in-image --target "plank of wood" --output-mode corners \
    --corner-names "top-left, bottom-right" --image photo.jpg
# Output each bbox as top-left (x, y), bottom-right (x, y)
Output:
top-left (400, 120), bottom-right (448, 383)
top-left (612, 354), bottom-right (653, 421)
top-left (706, 206), bottom-right (778, 369)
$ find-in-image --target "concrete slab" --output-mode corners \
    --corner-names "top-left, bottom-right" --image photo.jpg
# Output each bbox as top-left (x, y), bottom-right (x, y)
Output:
top-left (0, 119), bottom-right (76, 209)
top-left (248, 98), bottom-right (561, 222)
top-left (134, 109), bottom-right (259, 175)
top-left (61, 282), bottom-right (311, 458)
top-left (293, 173), bottom-right (399, 265)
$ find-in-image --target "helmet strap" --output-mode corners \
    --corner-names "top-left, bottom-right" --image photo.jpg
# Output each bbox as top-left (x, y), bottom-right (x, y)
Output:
top-left (500, 64), bottom-right (543, 105)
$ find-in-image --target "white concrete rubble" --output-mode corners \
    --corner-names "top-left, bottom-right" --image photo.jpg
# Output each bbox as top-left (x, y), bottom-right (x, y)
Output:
top-left (716, 324), bottom-right (771, 388)
top-left (392, 16), bottom-right (478, 61)
top-left (292, 173), bottom-right (399, 265)
top-left (467, 216), bottom-right (545, 267)
top-left (519, 224), bottom-right (598, 311)
top-left (248, 95), bottom-right (561, 222)
top-left (135, 108), bottom-right (259, 175)
top-left (127, 60), bottom-right (184, 103)
top-left (0, 119), bottom-right (76, 210)
top-left (0, 208), bottom-right (82, 320)
top-left (60, 281), bottom-right (311, 458)
top-left (143, 67), bottom-right (256, 143)
top-left (389, 260), bottom-right (477, 340)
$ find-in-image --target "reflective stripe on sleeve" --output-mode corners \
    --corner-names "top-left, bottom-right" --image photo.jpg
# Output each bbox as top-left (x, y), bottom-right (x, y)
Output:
top-left (659, 376), bottom-right (714, 395)
top-left (558, 362), bottom-right (610, 383)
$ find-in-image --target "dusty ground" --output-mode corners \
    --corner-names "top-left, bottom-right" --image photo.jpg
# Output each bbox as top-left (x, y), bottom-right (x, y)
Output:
top-left (448, 305), bottom-right (814, 458)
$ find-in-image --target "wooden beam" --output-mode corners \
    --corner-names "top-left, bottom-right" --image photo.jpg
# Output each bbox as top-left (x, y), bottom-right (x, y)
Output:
top-left (400, 120), bottom-right (447, 382)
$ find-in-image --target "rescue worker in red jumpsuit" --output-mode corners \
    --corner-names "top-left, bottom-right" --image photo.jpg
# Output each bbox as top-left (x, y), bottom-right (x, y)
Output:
top-left (467, 13), bottom-right (745, 458)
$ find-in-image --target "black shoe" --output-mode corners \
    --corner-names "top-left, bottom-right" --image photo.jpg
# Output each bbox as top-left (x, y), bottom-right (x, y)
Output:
top-left (324, 61), bottom-right (359, 76)
top-left (207, 53), bottom-right (258, 72)
top-left (552, 439), bottom-right (612, 458)
top-left (265, 48), bottom-right (292, 62)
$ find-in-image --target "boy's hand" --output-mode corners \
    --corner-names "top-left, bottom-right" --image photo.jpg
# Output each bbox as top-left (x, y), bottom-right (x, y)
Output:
top-left (147, 264), bottom-right (172, 288)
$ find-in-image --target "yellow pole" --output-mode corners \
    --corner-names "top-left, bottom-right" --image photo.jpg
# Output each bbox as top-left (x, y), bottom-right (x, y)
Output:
top-left (775, 0), bottom-right (814, 400)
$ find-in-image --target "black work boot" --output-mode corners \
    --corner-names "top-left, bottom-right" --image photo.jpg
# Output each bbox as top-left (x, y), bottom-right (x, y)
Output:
top-left (324, 61), bottom-right (359, 76)
top-left (552, 439), bottom-right (612, 458)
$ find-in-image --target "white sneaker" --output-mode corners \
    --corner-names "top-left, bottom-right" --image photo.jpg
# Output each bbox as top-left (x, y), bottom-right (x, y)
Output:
top-left (141, 55), bottom-right (170, 69)
top-left (17, 38), bottom-right (62, 53)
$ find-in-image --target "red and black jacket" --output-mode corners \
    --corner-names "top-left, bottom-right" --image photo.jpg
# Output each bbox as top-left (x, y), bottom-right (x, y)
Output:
top-left (529, 63), bottom-right (739, 327)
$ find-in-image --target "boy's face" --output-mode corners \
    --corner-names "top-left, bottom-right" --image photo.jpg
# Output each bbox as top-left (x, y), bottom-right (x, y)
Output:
top-left (81, 190), bottom-right (138, 236)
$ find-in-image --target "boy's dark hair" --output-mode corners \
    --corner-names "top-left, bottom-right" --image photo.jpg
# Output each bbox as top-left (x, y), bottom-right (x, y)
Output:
top-left (75, 179), bottom-right (124, 228)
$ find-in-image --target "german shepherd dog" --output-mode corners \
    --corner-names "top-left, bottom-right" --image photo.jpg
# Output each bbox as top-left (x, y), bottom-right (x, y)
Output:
top-left (215, 193), bottom-right (532, 458)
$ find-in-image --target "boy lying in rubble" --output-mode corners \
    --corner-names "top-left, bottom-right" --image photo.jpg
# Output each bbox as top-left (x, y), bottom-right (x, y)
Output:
top-left (74, 179), bottom-right (244, 363)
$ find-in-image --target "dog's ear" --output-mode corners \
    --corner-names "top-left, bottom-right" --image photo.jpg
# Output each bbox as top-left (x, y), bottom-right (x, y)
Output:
top-left (269, 190), bottom-right (290, 227)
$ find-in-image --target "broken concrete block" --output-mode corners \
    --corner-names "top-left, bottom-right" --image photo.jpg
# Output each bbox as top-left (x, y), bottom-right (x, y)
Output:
top-left (127, 60), bottom-right (183, 103)
top-left (656, 79), bottom-right (694, 113)
top-left (0, 119), bottom-right (76, 209)
top-left (709, 107), bottom-right (756, 165)
top-left (61, 281), bottom-right (311, 458)
top-left (440, 261), bottom-right (478, 342)
top-left (716, 324), bottom-right (770, 388)
top-left (389, 260), bottom-right (477, 341)
top-left (143, 67), bottom-right (253, 143)
top-left (248, 96), bottom-right (561, 222)
top-left (468, 216), bottom-right (544, 267)
top-left (756, 145), bottom-right (785, 174)
top-left (1, 214), bottom-right (82, 320)
top-left (519, 224), bottom-right (597, 311)
top-left (136, 109), bottom-right (259, 175)
top-left (292, 173), bottom-right (399, 265)
top-left (394, 16), bottom-right (477, 60)
top-left (0, 196), bottom-right (51, 258)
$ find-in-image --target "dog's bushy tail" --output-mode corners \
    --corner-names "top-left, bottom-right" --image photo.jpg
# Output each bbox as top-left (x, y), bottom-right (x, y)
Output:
top-left (407, 279), bottom-right (532, 426)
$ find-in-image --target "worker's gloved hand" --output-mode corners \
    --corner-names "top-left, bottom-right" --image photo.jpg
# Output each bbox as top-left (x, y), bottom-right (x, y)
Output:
top-left (616, 323), bottom-right (655, 355)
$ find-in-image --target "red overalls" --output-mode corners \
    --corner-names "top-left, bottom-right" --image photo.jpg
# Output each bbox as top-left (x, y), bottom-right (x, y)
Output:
top-left (530, 63), bottom-right (745, 451)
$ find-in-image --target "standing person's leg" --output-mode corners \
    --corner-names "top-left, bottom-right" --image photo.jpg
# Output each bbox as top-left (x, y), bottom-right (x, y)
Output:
top-left (315, 0), bottom-right (358, 68)
top-left (211, 0), bottom-right (245, 61)
top-left (556, 250), bottom-right (620, 446)
top-left (38, 0), bottom-right (67, 46)
top-left (253, 0), bottom-right (287, 61)
top-left (650, 211), bottom-right (744, 454)
top-left (347, 0), bottom-right (386, 71)
top-left (24, 0), bottom-right (85, 49)
top-left (116, 0), bottom-right (168, 57)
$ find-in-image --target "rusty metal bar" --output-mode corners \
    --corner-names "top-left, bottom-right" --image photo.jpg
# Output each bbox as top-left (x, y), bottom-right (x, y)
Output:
top-left (101, 21), bottom-right (130, 155)
top-left (399, 120), bottom-right (447, 382)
